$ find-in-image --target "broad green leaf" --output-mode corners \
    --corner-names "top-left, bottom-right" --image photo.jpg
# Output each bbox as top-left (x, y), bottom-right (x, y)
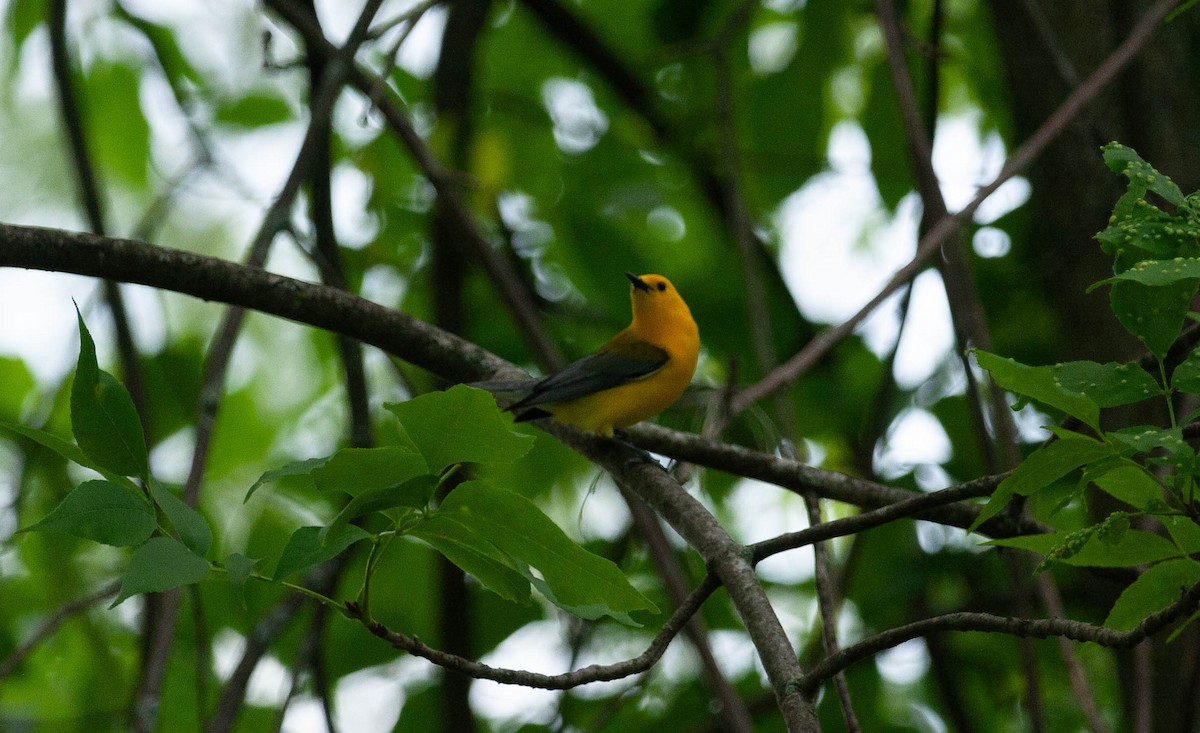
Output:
top-left (110, 537), bottom-right (211, 608)
top-left (149, 479), bottom-right (212, 556)
top-left (245, 457), bottom-right (329, 502)
top-left (410, 513), bottom-right (531, 605)
top-left (1105, 558), bottom-right (1200, 630)
top-left (385, 386), bottom-right (535, 473)
top-left (1108, 425), bottom-right (1186, 455)
top-left (84, 61), bottom-right (151, 187)
top-left (437, 481), bottom-right (656, 619)
top-left (972, 350), bottom-right (1100, 430)
top-left (991, 527), bottom-right (1181, 568)
top-left (272, 525), bottom-right (371, 580)
top-left (1163, 516), bottom-right (1200, 555)
top-left (1049, 361), bottom-right (1160, 407)
top-left (6, 0), bottom-right (44, 52)
top-left (319, 474), bottom-right (439, 545)
top-left (971, 434), bottom-right (1112, 531)
top-left (214, 93), bottom-right (294, 128)
top-left (71, 310), bottom-right (148, 477)
top-left (1102, 143), bottom-right (1188, 207)
top-left (224, 553), bottom-right (260, 609)
top-left (21, 479), bottom-right (154, 547)
top-left (1102, 258), bottom-right (1200, 287)
top-left (1171, 349), bottom-right (1200, 393)
top-left (1091, 463), bottom-right (1163, 509)
top-left (1108, 280), bottom-right (1194, 360)
top-left (311, 446), bottom-right (427, 497)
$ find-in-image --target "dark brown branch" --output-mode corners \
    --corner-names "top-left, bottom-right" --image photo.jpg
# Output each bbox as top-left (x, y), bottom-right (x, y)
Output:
top-left (791, 582), bottom-right (1200, 699)
top-left (346, 574), bottom-right (720, 690)
top-left (733, 0), bottom-right (1181, 413)
top-left (0, 581), bottom-right (119, 680)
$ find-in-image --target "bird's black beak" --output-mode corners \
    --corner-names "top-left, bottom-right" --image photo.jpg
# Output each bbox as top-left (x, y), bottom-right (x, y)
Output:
top-left (625, 272), bottom-right (651, 292)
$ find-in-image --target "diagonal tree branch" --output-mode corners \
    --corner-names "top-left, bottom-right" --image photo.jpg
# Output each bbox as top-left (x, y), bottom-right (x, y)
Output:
top-left (732, 0), bottom-right (1180, 414)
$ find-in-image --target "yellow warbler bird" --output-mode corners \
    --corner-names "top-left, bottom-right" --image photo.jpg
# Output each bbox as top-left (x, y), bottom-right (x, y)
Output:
top-left (498, 272), bottom-right (699, 437)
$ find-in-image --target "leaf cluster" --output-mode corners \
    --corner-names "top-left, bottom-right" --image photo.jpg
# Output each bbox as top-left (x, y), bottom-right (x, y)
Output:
top-left (974, 144), bottom-right (1200, 630)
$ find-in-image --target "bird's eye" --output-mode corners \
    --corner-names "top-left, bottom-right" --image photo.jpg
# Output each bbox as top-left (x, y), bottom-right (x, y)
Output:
top-left (656, 282), bottom-right (666, 291)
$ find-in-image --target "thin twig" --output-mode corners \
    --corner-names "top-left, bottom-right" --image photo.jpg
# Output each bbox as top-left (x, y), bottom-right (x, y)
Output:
top-left (0, 581), bottom-right (120, 680)
top-left (733, 0), bottom-right (1180, 414)
top-left (792, 582), bottom-right (1200, 698)
top-left (346, 574), bottom-right (720, 690)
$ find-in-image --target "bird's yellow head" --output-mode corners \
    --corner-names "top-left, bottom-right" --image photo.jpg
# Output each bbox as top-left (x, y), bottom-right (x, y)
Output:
top-left (624, 272), bottom-right (696, 344)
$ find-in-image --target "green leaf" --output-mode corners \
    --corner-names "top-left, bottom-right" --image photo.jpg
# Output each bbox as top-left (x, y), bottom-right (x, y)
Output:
top-left (273, 525), bottom-right (372, 581)
top-left (1049, 361), bottom-right (1161, 407)
top-left (1163, 516), bottom-right (1200, 555)
top-left (224, 553), bottom-right (260, 609)
top-left (149, 479), bottom-right (212, 556)
top-left (110, 537), bottom-right (211, 608)
top-left (385, 386), bottom-right (535, 473)
top-left (1091, 463), bottom-right (1163, 509)
top-left (1102, 258), bottom-right (1200, 287)
top-left (972, 350), bottom-right (1100, 430)
top-left (971, 434), bottom-right (1112, 531)
top-left (311, 446), bottom-right (428, 497)
top-left (70, 310), bottom-right (148, 477)
top-left (991, 527), bottom-right (1181, 568)
top-left (21, 479), bottom-right (154, 547)
top-left (83, 61), bottom-right (151, 187)
top-left (437, 481), bottom-right (656, 620)
top-left (6, 0), bottom-right (45, 52)
top-left (1108, 425), bottom-right (1186, 455)
top-left (410, 513), bottom-right (531, 605)
top-left (1105, 558), bottom-right (1200, 630)
top-left (1171, 349), bottom-right (1200, 393)
top-left (245, 457), bottom-right (330, 502)
top-left (1108, 280), bottom-right (1194, 360)
top-left (1102, 143), bottom-right (1188, 208)
top-left (319, 474), bottom-right (439, 545)
top-left (0, 419), bottom-right (106, 475)
top-left (214, 92), bottom-right (294, 128)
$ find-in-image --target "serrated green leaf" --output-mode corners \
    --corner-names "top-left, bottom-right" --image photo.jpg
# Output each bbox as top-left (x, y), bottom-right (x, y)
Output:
top-left (273, 525), bottom-right (371, 580)
top-left (1091, 463), bottom-right (1163, 509)
top-left (224, 553), bottom-right (260, 609)
top-left (1103, 258), bottom-right (1200, 287)
top-left (410, 513), bottom-right (531, 605)
top-left (1108, 280), bottom-right (1194, 360)
top-left (1102, 143), bottom-right (1187, 207)
top-left (110, 537), bottom-right (211, 607)
top-left (385, 386), bottom-right (535, 473)
top-left (1105, 558), bottom-right (1200, 630)
top-left (21, 479), bottom-right (154, 547)
top-left (972, 350), bottom-right (1100, 430)
top-left (1049, 361), bottom-right (1161, 407)
top-left (1172, 349), bottom-right (1200, 393)
top-left (311, 446), bottom-right (428, 497)
top-left (971, 435), bottom-right (1112, 531)
top-left (244, 456), bottom-right (329, 502)
top-left (1163, 516), bottom-right (1200, 555)
top-left (990, 527), bottom-right (1180, 568)
top-left (437, 480), bottom-right (655, 620)
top-left (1108, 425), bottom-right (1186, 454)
top-left (149, 479), bottom-right (212, 556)
top-left (319, 474), bottom-right (438, 546)
top-left (71, 310), bottom-right (148, 477)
